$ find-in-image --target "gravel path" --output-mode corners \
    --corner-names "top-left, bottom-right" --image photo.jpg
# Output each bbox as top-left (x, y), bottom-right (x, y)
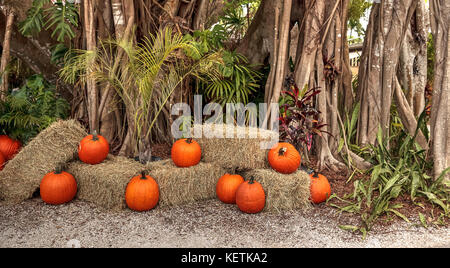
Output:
top-left (0, 198), bottom-right (448, 248)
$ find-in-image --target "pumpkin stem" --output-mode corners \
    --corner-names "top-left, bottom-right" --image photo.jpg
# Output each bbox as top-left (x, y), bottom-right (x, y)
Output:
top-left (278, 147), bottom-right (287, 156)
top-left (54, 163), bottom-right (64, 174)
top-left (186, 138), bottom-right (193, 144)
top-left (140, 170), bottom-right (147, 180)
top-left (312, 170), bottom-right (319, 178)
top-left (248, 176), bottom-right (255, 184)
top-left (92, 130), bottom-right (99, 141)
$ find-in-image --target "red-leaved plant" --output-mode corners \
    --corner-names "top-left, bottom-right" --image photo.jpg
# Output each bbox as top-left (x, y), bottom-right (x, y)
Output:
top-left (279, 76), bottom-right (329, 152)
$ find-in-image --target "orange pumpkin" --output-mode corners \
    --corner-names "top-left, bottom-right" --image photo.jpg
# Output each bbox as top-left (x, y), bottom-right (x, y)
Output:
top-left (268, 142), bottom-right (301, 174)
top-left (216, 174), bottom-right (245, 204)
top-left (40, 167), bottom-right (77, 205)
top-left (0, 152), bottom-right (5, 171)
top-left (78, 131), bottom-right (109, 165)
top-left (235, 177), bottom-right (266, 214)
top-left (171, 138), bottom-right (201, 167)
top-left (0, 135), bottom-right (21, 160)
top-left (309, 172), bottom-right (331, 204)
top-left (125, 171), bottom-right (160, 212)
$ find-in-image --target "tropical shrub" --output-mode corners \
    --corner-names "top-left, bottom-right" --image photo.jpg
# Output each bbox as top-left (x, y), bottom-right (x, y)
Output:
top-left (279, 77), bottom-right (327, 152)
top-left (184, 27), bottom-right (262, 106)
top-left (19, 0), bottom-right (79, 43)
top-left (0, 74), bottom-right (69, 143)
top-left (60, 27), bottom-right (223, 159)
top-left (330, 113), bottom-right (450, 237)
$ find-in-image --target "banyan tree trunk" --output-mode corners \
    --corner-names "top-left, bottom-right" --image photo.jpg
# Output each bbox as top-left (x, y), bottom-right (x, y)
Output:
top-left (356, 0), bottom-right (422, 147)
top-left (429, 0), bottom-right (450, 182)
top-left (397, 0), bottom-right (428, 118)
top-left (238, 0), bottom-right (353, 170)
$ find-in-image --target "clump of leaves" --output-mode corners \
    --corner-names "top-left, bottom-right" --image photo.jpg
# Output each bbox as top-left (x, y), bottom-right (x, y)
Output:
top-left (200, 50), bottom-right (261, 105)
top-left (0, 74), bottom-right (69, 143)
top-left (19, 0), bottom-right (79, 43)
top-left (330, 112), bottom-right (450, 237)
top-left (185, 27), bottom-right (262, 106)
top-left (348, 0), bottom-right (372, 41)
top-left (219, 0), bottom-right (261, 42)
top-left (279, 76), bottom-right (327, 152)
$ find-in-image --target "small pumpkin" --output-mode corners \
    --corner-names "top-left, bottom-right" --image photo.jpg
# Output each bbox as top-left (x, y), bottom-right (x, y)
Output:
top-left (0, 135), bottom-right (21, 160)
top-left (268, 142), bottom-right (301, 174)
top-left (309, 171), bottom-right (331, 204)
top-left (125, 171), bottom-right (160, 212)
top-left (0, 152), bottom-right (5, 171)
top-left (235, 177), bottom-right (266, 214)
top-left (40, 166), bottom-right (77, 205)
top-left (171, 138), bottom-right (201, 167)
top-left (78, 130), bottom-right (110, 165)
top-left (216, 174), bottom-right (245, 204)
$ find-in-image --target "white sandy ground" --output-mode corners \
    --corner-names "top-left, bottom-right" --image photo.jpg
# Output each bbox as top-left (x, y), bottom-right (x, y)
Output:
top-left (0, 198), bottom-right (448, 248)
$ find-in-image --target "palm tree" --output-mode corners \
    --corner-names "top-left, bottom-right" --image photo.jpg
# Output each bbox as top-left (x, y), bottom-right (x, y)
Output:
top-left (60, 27), bottom-right (223, 162)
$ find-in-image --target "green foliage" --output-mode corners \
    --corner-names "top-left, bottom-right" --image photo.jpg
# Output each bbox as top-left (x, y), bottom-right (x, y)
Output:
top-left (330, 112), bottom-right (449, 236)
top-left (50, 43), bottom-right (69, 64)
top-left (220, 0), bottom-right (260, 41)
top-left (337, 102), bottom-right (361, 160)
top-left (184, 25), bottom-right (228, 53)
top-left (200, 50), bottom-right (261, 105)
top-left (45, 1), bottom-right (79, 42)
top-left (60, 27), bottom-right (223, 144)
top-left (0, 74), bottom-right (69, 143)
top-left (19, 0), bottom-right (79, 43)
top-left (348, 0), bottom-right (371, 40)
top-left (184, 26), bottom-right (262, 106)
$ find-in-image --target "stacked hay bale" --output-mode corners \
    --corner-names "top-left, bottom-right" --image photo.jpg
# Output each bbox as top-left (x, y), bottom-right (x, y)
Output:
top-left (0, 120), bottom-right (311, 212)
top-left (194, 124), bottom-right (278, 170)
top-left (242, 169), bottom-right (311, 212)
top-left (193, 124), bottom-right (311, 212)
top-left (0, 120), bottom-right (88, 202)
top-left (66, 156), bottom-right (226, 210)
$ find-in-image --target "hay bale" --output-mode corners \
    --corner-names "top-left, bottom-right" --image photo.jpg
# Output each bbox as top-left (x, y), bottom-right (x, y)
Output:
top-left (146, 158), bottom-right (172, 170)
top-left (150, 161), bottom-right (226, 208)
top-left (66, 156), bottom-right (227, 210)
top-left (193, 124), bottom-right (278, 170)
top-left (0, 120), bottom-right (88, 202)
top-left (242, 169), bottom-right (311, 212)
top-left (67, 156), bottom-right (145, 210)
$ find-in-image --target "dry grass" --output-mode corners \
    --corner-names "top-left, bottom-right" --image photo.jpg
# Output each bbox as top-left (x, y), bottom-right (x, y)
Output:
top-left (193, 124), bottom-right (278, 170)
top-left (242, 169), bottom-right (312, 212)
top-left (66, 156), bottom-right (146, 210)
top-left (66, 156), bottom-right (227, 210)
top-left (0, 120), bottom-right (88, 202)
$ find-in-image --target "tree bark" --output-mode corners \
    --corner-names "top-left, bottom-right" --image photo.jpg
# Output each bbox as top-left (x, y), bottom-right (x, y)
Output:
top-left (293, 0), bottom-right (352, 170)
top-left (0, 8), bottom-right (14, 101)
top-left (356, 0), bottom-right (418, 146)
top-left (394, 76), bottom-right (428, 149)
top-left (397, 0), bottom-right (428, 117)
top-left (429, 0), bottom-right (450, 181)
top-left (238, 0), bottom-right (352, 170)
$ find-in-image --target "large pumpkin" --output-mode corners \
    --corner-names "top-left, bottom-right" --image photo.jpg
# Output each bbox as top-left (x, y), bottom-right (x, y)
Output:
top-left (235, 177), bottom-right (266, 214)
top-left (268, 142), bottom-right (301, 174)
top-left (216, 174), bottom-right (245, 204)
top-left (78, 131), bottom-right (109, 165)
top-left (309, 172), bottom-right (331, 204)
top-left (0, 135), bottom-right (21, 160)
top-left (125, 171), bottom-right (160, 212)
top-left (0, 152), bottom-right (5, 171)
top-left (40, 167), bottom-right (77, 205)
top-left (171, 138), bottom-right (201, 167)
